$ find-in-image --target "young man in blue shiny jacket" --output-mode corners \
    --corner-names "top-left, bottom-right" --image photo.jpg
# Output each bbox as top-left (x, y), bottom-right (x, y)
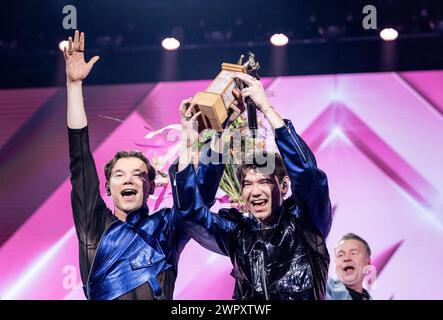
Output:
top-left (173, 72), bottom-right (332, 300)
top-left (65, 30), bottom-right (233, 300)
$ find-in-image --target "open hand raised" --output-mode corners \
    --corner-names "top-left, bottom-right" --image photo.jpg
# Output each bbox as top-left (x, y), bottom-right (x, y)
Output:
top-left (63, 30), bottom-right (100, 83)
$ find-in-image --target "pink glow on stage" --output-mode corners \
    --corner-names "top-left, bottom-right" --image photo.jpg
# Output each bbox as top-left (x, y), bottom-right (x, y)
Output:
top-left (0, 70), bottom-right (442, 299)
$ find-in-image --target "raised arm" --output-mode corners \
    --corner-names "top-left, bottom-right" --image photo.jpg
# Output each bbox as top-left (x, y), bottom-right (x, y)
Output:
top-left (68, 126), bottom-right (110, 247)
top-left (168, 95), bottom-right (245, 255)
top-left (64, 31), bottom-right (109, 283)
top-left (169, 162), bottom-right (237, 256)
top-left (65, 30), bottom-right (100, 129)
top-left (172, 93), bottom-right (244, 207)
top-left (169, 98), bottom-right (223, 208)
top-left (233, 73), bottom-right (332, 238)
top-left (194, 90), bottom-right (244, 207)
top-left (274, 120), bottom-right (332, 238)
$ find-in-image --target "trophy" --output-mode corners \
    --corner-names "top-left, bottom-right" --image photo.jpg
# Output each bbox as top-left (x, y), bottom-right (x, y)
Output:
top-left (191, 52), bottom-right (260, 132)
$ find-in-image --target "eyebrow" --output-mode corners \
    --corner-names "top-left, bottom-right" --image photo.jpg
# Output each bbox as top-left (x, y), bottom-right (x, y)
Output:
top-left (336, 248), bottom-right (360, 254)
top-left (112, 169), bottom-right (147, 174)
top-left (134, 170), bottom-right (148, 175)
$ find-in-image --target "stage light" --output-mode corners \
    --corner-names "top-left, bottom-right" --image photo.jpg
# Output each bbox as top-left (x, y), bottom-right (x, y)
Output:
top-left (329, 90), bottom-right (343, 101)
top-left (161, 37), bottom-right (180, 50)
top-left (380, 28), bottom-right (398, 41)
top-left (331, 125), bottom-right (344, 137)
top-left (270, 33), bottom-right (288, 47)
top-left (58, 40), bottom-right (69, 52)
top-left (327, 125), bottom-right (352, 146)
top-left (324, 25), bottom-right (342, 39)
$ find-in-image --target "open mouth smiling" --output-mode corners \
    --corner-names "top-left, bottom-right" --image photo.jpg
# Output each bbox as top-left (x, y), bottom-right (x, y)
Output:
top-left (343, 266), bottom-right (355, 274)
top-left (121, 188), bottom-right (137, 200)
top-left (250, 199), bottom-right (268, 209)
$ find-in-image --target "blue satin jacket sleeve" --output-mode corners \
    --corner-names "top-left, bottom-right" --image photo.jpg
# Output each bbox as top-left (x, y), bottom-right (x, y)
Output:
top-left (168, 145), bottom-right (236, 256)
top-left (274, 119), bottom-right (332, 238)
top-left (173, 163), bottom-right (236, 256)
top-left (169, 143), bottom-right (224, 209)
top-left (195, 144), bottom-right (226, 208)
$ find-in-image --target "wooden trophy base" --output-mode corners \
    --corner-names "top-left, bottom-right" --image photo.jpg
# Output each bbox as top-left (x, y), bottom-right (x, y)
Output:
top-left (192, 62), bottom-right (246, 132)
top-left (192, 92), bottom-right (227, 132)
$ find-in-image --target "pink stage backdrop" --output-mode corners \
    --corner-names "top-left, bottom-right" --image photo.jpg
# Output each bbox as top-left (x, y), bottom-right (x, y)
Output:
top-left (0, 70), bottom-right (442, 300)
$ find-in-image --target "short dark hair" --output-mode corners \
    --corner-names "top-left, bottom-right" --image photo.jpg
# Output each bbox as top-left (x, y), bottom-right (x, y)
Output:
top-left (339, 233), bottom-right (371, 257)
top-left (236, 151), bottom-right (288, 187)
top-left (104, 150), bottom-right (156, 183)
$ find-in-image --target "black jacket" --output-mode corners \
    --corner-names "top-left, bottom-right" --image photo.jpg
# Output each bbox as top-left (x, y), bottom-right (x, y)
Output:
top-left (175, 120), bottom-right (332, 300)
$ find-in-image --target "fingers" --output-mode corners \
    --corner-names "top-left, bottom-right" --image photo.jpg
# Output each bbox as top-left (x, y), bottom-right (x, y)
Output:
top-left (74, 30), bottom-right (80, 51)
top-left (241, 87), bottom-right (253, 98)
top-left (68, 36), bottom-right (73, 54)
top-left (179, 97), bottom-right (193, 115)
top-left (232, 72), bottom-right (256, 86)
top-left (232, 88), bottom-right (242, 100)
top-left (79, 31), bottom-right (85, 51)
top-left (65, 31), bottom-right (86, 64)
top-left (190, 111), bottom-right (202, 122)
top-left (229, 103), bottom-right (241, 116)
top-left (87, 56), bottom-right (100, 67)
top-left (231, 88), bottom-right (246, 114)
top-left (180, 98), bottom-right (197, 123)
top-left (63, 46), bottom-right (69, 60)
top-left (184, 103), bottom-right (196, 119)
top-left (232, 88), bottom-right (244, 104)
top-left (237, 98), bottom-right (246, 113)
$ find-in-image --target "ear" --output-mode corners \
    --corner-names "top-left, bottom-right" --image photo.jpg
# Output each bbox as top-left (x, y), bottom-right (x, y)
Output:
top-left (105, 182), bottom-right (111, 196)
top-left (148, 180), bottom-right (156, 196)
top-left (280, 176), bottom-right (290, 196)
